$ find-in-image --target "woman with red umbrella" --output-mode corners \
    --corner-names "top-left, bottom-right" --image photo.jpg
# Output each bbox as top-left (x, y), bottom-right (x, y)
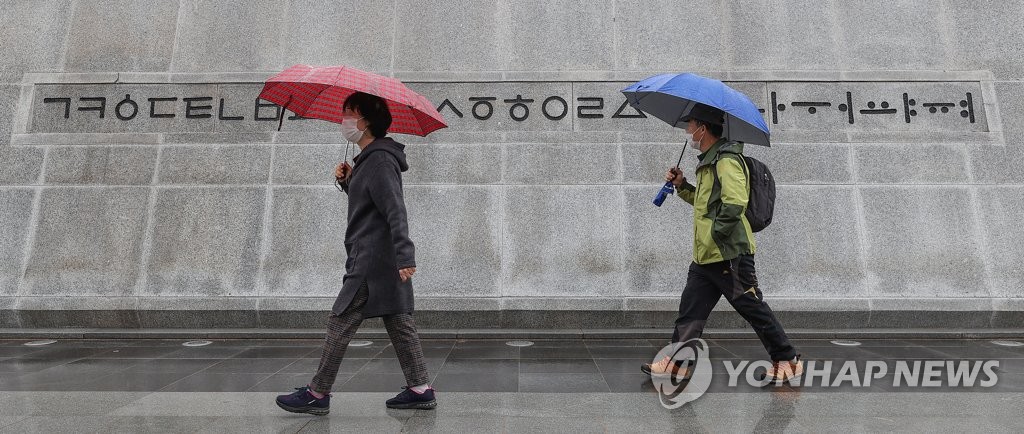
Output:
top-left (263, 66), bottom-right (446, 416)
top-left (275, 91), bottom-right (435, 415)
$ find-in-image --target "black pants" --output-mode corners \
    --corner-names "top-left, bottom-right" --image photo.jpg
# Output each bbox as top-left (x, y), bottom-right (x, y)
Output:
top-left (672, 255), bottom-right (797, 361)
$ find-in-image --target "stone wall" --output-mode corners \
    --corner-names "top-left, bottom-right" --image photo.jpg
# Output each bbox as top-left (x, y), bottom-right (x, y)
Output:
top-left (1, 0), bottom-right (1023, 329)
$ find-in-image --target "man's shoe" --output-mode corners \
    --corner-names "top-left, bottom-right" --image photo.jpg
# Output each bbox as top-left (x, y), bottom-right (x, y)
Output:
top-left (276, 386), bottom-right (330, 416)
top-left (765, 355), bottom-right (804, 384)
top-left (386, 386), bottom-right (437, 410)
top-left (641, 356), bottom-right (691, 379)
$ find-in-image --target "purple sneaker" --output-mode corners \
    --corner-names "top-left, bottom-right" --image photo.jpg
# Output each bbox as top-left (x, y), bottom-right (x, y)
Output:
top-left (276, 386), bottom-right (329, 416)
top-left (385, 386), bottom-right (437, 410)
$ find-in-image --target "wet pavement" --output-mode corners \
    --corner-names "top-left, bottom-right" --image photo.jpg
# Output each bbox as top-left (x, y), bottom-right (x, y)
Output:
top-left (0, 337), bottom-right (1022, 432)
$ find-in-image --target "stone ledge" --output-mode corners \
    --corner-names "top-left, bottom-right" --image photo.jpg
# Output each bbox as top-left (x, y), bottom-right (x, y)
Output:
top-left (0, 308), bottom-right (1021, 330)
top-left (10, 133), bottom-right (163, 145)
top-left (3, 296), bottom-right (1020, 312)
top-left (21, 73), bottom-right (119, 85)
top-left (18, 70), bottom-right (995, 85)
top-left (0, 327), bottom-right (1021, 340)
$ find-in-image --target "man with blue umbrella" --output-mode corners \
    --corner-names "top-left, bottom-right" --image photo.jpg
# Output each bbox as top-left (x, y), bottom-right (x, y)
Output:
top-left (623, 74), bottom-right (803, 384)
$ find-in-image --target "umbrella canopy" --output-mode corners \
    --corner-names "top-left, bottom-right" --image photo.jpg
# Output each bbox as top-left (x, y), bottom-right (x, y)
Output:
top-left (622, 73), bottom-right (770, 146)
top-left (259, 64), bottom-right (447, 136)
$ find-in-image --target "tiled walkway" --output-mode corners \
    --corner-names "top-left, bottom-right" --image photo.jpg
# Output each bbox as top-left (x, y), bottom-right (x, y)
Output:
top-left (0, 338), bottom-right (1022, 432)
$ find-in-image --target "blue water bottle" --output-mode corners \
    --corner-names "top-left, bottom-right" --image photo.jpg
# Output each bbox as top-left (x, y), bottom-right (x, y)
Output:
top-left (652, 181), bottom-right (675, 207)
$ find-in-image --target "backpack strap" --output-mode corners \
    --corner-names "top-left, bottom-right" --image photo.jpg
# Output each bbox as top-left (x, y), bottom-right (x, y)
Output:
top-left (710, 150), bottom-right (751, 199)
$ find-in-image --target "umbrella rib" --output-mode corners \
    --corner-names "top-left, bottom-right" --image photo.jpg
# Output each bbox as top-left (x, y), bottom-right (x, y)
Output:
top-left (672, 99), bottom-right (696, 129)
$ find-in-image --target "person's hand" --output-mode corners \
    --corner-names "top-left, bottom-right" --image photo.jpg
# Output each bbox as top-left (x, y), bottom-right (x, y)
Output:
top-left (399, 267), bottom-right (416, 282)
top-left (665, 167), bottom-right (685, 187)
top-left (335, 162), bottom-right (352, 182)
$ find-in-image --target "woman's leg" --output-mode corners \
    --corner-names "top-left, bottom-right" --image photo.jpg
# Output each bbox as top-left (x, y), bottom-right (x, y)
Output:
top-left (382, 312), bottom-right (430, 387)
top-left (310, 282), bottom-right (369, 394)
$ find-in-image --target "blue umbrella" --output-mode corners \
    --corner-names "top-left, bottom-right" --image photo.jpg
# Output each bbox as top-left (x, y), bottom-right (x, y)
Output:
top-left (622, 73), bottom-right (770, 146)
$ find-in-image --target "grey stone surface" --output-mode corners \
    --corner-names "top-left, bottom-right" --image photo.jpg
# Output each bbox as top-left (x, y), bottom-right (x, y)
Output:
top-left (869, 297), bottom-right (993, 311)
top-left (22, 187), bottom-right (150, 296)
top-left (947, 0), bottom-right (1024, 80)
top-left (502, 297), bottom-right (621, 311)
top-left (163, 133), bottom-right (274, 145)
top-left (145, 188), bottom-right (264, 296)
top-left (0, 1), bottom-right (72, 83)
top-left (500, 311), bottom-right (626, 329)
top-left (14, 295), bottom-right (137, 311)
top-left (725, 0), bottom-right (840, 70)
top-left (0, 85), bottom-right (19, 145)
top-left (404, 144), bottom-right (502, 185)
top-left (0, 189), bottom-right (35, 295)
top-left (503, 186), bottom-right (624, 297)
top-left (867, 310), bottom-right (992, 329)
top-left (853, 144), bottom-right (969, 184)
top-left (11, 133), bottom-right (163, 146)
top-left (621, 143), bottom-right (690, 185)
top-left (157, 145), bottom-right (271, 185)
top-left (416, 297), bottom-right (502, 311)
top-left (12, 416), bottom-right (221, 433)
top-left (756, 186), bottom-right (868, 297)
top-left (17, 309), bottom-right (141, 328)
top-left (0, 146), bottom-right (44, 185)
top-left (407, 186), bottom-right (503, 298)
top-left (977, 187), bottom-right (1024, 297)
top-left (503, 131), bottom-right (624, 145)
top-left (834, 0), bottom-right (949, 70)
top-left (969, 145), bottom-right (1024, 184)
top-left (137, 310), bottom-right (260, 329)
top-left (861, 186), bottom-right (987, 297)
top-left (970, 83), bottom-right (1024, 183)
top-left (44, 146), bottom-right (157, 185)
top-left (0, 392), bottom-right (152, 416)
top-left (262, 186), bottom-right (346, 297)
top-left (281, 0), bottom-right (394, 72)
top-left (743, 144), bottom-right (853, 184)
top-left (622, 186), bottom-right (693, 297)
top-left (502, 143), bottom-right (619, 185)
top-left (393, 0), bottom-right (614, 72)
top-left (63, 0), bottom-right (179, 72)
top-left (170, 0), bottom-right (285, 72)
top-left (615, 0), bottom-right (726, 71)
top-left (270, 145), bottom-right (346, 185)
top-left (271, 132), bottom-right (345, 145)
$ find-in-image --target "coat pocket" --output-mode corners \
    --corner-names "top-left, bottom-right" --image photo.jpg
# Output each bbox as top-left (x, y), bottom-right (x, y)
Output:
top-left (343, 243), bottom-right (360, 276)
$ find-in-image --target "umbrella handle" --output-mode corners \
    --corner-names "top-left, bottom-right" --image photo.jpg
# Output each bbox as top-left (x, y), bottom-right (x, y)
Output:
top-left (277, 95), bottom-right (293, 132)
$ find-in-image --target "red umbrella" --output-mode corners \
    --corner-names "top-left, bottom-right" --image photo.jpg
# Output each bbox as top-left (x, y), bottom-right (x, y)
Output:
top-left (259, 64), bottom-right (447, 136)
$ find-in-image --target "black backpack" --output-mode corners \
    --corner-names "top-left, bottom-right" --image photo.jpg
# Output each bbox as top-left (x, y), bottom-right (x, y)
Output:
top-left (714, 152), bottom-right (776, 232)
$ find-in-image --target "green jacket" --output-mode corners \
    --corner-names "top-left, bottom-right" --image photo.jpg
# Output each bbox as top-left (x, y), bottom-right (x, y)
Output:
top-left (676, 139), bottom-right (756, 264)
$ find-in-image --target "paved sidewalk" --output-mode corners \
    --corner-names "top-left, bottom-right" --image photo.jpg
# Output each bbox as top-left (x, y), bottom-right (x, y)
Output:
top-left (0, 338), bottom-right (1022, 432)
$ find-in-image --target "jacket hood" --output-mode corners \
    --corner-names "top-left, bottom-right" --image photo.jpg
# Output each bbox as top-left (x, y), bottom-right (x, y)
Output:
top-left (355, 137), bottom-right (409, 172)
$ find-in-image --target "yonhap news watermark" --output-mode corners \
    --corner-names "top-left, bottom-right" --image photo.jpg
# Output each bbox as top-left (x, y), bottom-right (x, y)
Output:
top-left (651, 339), bottom-right (1001, 409)
top-left (720, 359), bottom-right (1000, 388)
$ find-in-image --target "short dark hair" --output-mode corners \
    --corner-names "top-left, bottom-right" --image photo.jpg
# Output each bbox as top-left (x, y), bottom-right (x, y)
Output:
top-left (343, 92), bottom-right (392, 138)
top-left (696, 120), bottom-right (724, 139)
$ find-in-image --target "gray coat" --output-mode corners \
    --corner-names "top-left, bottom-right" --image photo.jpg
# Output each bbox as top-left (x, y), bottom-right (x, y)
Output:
top-left (332, 137), bottom-right (416, 318)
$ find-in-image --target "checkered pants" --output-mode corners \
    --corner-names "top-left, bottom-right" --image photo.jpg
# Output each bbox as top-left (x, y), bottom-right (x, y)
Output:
top-left (310, 282), bottom-right (430, 394)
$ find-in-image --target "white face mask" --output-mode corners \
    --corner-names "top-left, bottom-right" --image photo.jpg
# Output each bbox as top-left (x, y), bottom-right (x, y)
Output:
top-left (685, 127), bottom-right (705, 150)
top-left (341, 117), bottom-right (365, 143)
